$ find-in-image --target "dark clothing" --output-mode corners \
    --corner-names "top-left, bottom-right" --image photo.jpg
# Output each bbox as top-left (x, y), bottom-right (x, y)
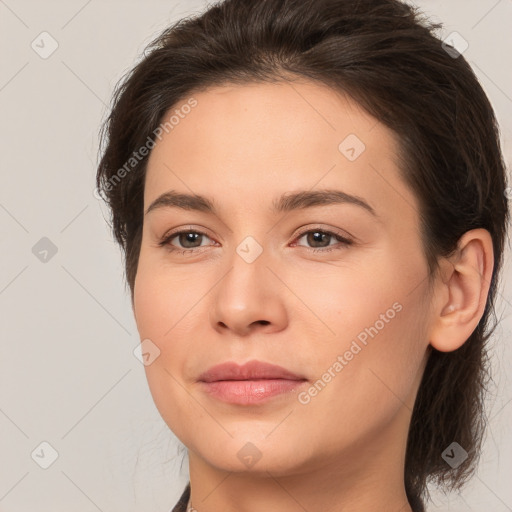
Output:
top-left (171, 483), bottom-right (190, 512)
top-left (171, 482), bottom-right (425, 511)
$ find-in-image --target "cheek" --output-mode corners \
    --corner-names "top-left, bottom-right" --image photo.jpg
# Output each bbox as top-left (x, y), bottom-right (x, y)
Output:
top-left (289, 248), bottom-right (429, 409)
top-left (133, 259), bottom-right (184, 377)
top-left (133, 251), bottom-right (205, 341)
top-left (134, 263), bottom-right (201, 439)
top-left (283, 253), bottom-right (403, 348)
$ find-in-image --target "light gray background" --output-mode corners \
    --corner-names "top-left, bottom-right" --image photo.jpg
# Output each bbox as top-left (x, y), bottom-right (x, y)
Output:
top-left (1, 1), bottom-right (511, 511)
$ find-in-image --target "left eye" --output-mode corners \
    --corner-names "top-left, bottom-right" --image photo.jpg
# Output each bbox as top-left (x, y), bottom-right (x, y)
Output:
top-left (293, 229), bottom-right (353, 252)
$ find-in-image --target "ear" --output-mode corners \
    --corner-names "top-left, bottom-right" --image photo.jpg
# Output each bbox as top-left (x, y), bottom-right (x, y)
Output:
top-left (429, 228), bottom-right (494, 353)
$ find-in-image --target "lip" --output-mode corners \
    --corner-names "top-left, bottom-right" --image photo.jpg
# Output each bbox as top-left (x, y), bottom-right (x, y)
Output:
top-left (198, 360), bottom-right (306, 382)
top-left (198, 360), bottom-right (308, 405)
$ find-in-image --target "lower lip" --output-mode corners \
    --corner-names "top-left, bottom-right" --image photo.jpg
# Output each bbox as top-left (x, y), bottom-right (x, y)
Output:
top-left (200, 379), bottom-right (308, 405)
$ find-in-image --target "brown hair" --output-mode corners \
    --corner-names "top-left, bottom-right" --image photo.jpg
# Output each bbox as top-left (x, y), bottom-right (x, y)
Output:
top-left (96, 0), bottom-right (510, 510)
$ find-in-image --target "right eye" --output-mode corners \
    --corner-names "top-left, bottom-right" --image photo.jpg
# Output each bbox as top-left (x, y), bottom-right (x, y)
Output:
top-left (159, 228), bottom-right (216, 254)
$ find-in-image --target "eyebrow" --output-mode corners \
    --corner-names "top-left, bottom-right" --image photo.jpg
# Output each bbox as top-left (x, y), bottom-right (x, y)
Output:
top-left (145, 189), bottom-right (377, 217)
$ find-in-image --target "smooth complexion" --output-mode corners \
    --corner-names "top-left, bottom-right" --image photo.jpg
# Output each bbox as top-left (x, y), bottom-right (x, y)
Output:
top-left (132, 80), bottom-right (493, 512)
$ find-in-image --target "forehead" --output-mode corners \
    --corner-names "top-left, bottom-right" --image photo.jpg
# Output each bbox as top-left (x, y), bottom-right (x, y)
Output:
top-left (149, 80), bottom-right (385, 162)
top-left (144, 80), bottom-right (417, 223)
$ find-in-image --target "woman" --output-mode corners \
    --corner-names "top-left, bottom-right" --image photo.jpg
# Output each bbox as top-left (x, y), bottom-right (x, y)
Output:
top-left (96, 0), bottom-right (509, 510)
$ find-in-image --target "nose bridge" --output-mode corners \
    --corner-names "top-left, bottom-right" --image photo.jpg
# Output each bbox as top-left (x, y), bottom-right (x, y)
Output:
top-left (235, 234), bottom-right (266, 266)
top-left (220, 233), bottom-right (270, 302)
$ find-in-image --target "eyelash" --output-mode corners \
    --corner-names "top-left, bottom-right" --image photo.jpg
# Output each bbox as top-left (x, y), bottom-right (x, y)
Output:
top-left (158, 227), bottom-right (353, 255)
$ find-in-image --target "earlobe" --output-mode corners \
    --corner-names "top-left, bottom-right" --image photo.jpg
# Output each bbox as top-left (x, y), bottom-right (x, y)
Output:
top-left (429, 228), bottom-right (494, 353)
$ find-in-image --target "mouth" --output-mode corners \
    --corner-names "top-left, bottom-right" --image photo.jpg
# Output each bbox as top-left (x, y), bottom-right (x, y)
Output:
top-left (198, 360), bottom-right (308, 405)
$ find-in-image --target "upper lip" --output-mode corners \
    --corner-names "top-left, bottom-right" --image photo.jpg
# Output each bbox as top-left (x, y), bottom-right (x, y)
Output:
top-left (198, 360), bottom-right (307, 383)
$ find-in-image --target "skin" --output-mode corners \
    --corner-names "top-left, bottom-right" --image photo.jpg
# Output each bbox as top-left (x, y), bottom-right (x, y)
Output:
top-left (132, 79), bottom-right (494, 512)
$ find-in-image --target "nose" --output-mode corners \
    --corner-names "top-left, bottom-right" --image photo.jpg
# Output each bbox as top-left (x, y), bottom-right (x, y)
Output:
top-left (209, 242), bottom-right (288, 337)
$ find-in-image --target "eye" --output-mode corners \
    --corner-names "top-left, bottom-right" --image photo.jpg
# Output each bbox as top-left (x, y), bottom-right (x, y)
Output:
top-left (292, 228), bottom-right (353, 253)
top-left (158, 228), bottom-right (215, 254)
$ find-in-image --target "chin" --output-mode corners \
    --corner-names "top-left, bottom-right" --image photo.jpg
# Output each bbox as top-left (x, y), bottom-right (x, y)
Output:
top-left (188, 434), bottom-right (311, 476)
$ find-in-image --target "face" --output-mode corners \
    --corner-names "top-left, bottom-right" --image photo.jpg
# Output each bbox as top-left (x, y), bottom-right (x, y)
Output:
top-left (133, 80), bottom-right (433, 478)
